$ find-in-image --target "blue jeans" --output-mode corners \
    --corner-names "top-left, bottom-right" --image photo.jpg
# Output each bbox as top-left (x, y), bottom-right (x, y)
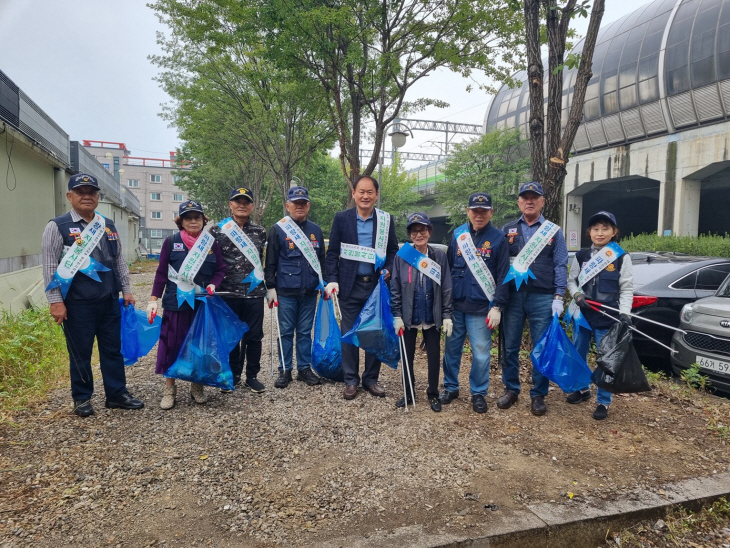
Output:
top-left (502, 291), bottom-right (552, 398)
top-left (572, 325), bottom-right (613, 405)
top-left (276, 294), bottom-right (317, 372)
top-left (442, 309), bottom-right (493, 396)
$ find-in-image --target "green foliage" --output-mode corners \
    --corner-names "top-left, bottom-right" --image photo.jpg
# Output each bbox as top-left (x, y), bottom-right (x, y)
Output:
top-left (620, 233), bottom-right (730, 258)
top-left (680, 362), bottom-right (712, 392)
top-left (0, 308), bottom-right (68, 420)
top-left (437, 128), bottom-right (529, 229)
top-left (379, 154), bottom-right (421, 242)
top-left (304, 152), bottom-right (350, 238)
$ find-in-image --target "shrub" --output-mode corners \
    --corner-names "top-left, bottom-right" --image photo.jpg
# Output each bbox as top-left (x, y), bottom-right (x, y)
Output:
top-left (621, 233), bottom-right (730, 258)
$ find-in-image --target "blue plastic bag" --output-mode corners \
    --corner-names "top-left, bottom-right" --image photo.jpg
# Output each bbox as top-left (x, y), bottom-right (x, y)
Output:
top-left (165, 295), bottom-right (249, 390)
top-left (341, 274), bottom-right (400, 368)
top-left (119, 298), bottom-right (161, 365)
top-left (311, 295), bottom-right (344, 382)
top-left (530, 314), bottom-right (593, 393)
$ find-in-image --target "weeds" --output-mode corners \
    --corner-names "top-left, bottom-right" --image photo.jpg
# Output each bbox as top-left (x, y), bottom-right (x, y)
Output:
top-left (0, 307), bottom-right (68, 422)
top-left (680, 362), bottom-right (713, 392)
top-left (621, 232), bottom-right (730, 257)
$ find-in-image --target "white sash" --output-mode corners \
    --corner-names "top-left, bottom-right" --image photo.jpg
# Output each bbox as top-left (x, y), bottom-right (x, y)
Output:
top-left (454, 223), bottom-right (496, 301)
top-left (577, 242), bottom-right (624, 288)
top-left (168, 227), bottom-right (216, 308)
top-left (46, 213), bottom-right (108, 299)
top-left (276, 216), bottom-right (324, 289)
top-left (504, 220), bottom-right (560, 290)
top-left (218, 217), bottom-right (264, 290)
top-left (396, 243), bottom-right (441, 285)
top-left (340, 208), bottom-right (390, 270)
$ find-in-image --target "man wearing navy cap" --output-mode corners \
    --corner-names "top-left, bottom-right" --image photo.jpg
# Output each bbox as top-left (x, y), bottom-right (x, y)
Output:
top-left (499, 182), bottom-right (569, 416)
top-left (440, 192), bottom-right (510, 414)
top-left (264, 186), bottom-right (325, 388)
top-left (210, 186), bottom-right (268, 392)
top-left (42, 173), bottom-right (144, 416)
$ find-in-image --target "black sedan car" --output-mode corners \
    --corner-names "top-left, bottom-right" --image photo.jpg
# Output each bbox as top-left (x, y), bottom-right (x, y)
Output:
top-left (629, 253), bottom-right (730, 371)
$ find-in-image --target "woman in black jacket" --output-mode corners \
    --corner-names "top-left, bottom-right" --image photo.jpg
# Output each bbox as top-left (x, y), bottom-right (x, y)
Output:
top-left (391, 213), bottom-right (453, 412)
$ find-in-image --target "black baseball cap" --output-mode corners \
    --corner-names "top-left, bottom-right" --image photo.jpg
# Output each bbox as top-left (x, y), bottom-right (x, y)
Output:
top-left (287, 186), bottom-right (310, 202)
top-left (179, 200), bottom-right (205, 216)
top-left (587, 210), bottom-right (617, 227)
top-left (467, 192), bottom-right (493, 210)
top-left (229, 187), bottom-right (254, 202)
top-left (518, 181), bottom-right (544, 196)
top-left (406, 212), bottom-right (432, 230)
top-left (68, 173), bottom-right (99, 191)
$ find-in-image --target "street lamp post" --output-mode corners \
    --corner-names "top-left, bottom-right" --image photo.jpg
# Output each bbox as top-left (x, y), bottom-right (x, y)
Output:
top-left (377, 122), bottom-right (413, 208)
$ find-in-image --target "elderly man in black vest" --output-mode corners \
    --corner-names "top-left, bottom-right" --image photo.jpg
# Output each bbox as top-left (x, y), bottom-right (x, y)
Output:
top-left (264, 186), bottom-right (326, 388)
top-left (42, 173), bottom-right (144, 417)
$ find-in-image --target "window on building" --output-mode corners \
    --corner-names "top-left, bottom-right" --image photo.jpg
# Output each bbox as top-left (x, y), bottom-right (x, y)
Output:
top-left (173, 175), bottom-right (182, 184)
top-left (127, 179), bottom-right (139, 188)
top-left (173, 193), bottom-right (184, 202)
top-left (150, 174), bottom-right (162, 183)
top-left (151, 239), bottom-right (163, 249)
top-left (150, 229), bottom-right (163, 238)
top-left (150, 192), bottom-right (161, 201)
top-left (151, 211), bottom-right (161, 219)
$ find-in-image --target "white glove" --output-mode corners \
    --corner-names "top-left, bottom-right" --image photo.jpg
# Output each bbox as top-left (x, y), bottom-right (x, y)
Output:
top-left (393, 317), bottom-right (404, 335)
top-left (205, 284), bottom-right (215, 295)
top-left (487, 308), bottom-right (501, 329)
top-left (552, 299), bottom-right (564, 317)
top-left (266, 288), bottom-right (278, 308)
top-left (442, 318), bottom-right (453, 337)
top-left (324, 282), bottom-right (339, 299)
top-left (146, 301), bottom-right (158, 324)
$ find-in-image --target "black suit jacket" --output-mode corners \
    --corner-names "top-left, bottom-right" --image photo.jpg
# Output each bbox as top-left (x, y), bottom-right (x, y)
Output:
top-left (325, 207), bottom-right (399, 299)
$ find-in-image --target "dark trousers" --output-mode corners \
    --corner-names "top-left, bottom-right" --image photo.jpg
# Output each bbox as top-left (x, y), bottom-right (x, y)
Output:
top-left (223, 296), bottom-right (264, 381)
top-left (402, 326), bottom-right (441, 399)
top-left (339, 278), bottom-right (381, 387)
top-left (63, 296), bottom-right (127, 401)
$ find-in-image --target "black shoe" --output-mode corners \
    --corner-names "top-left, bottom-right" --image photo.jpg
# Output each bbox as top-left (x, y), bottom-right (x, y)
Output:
top-left (395, 396), bottom-right (414, 408)
top-left (244, 377), bottom-right (266, 393)
top-left (530, 395), bottom-right (547, 416)
top-left (105, 392), bottom-right (144, 410)
top-left (566, 389), bottom-right (591, 404)
top-left (472, 394), bottom-right (488, 414)
top-left (497, 389), bottom-right (519, 409)
top-left (593, 404), bottom-right (609, 420)
top-left (297, 368), bottom-right (321, 386)
top-left (274, 371), bottom-right (293, 389)
top-left (439, 389), bottom-right (459, 404)
top-left (73, 400), bottom-right (94, 417)
top-left (429, 397), bottom-right (442, 412)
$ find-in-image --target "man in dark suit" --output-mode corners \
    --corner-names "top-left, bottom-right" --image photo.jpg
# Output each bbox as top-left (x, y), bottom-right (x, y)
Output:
top-left (325, 175), bottom-right (399, 400)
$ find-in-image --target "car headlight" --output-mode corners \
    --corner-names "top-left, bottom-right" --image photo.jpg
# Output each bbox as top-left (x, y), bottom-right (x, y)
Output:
top-left (680, 304), bottom-right (694, 324)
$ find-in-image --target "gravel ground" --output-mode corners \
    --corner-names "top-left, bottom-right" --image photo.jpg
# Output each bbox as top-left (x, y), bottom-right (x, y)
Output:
top-left (1, 270), bottom-right (729, 547)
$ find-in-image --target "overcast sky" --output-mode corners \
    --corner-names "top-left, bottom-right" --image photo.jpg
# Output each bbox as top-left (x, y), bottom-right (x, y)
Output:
top-left (0, 0), bottom-right (641, 163)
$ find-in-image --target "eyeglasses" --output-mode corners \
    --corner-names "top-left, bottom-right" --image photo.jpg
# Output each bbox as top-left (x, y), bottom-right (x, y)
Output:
top-left (409, 227), bottom-right (429, 235)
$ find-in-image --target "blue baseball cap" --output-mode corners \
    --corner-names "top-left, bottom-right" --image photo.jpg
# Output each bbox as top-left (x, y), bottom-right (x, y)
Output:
top-left (588, 210), bottom-right (617, 227)
top-left (518, 181), bottom-right (544, 196)
top-left (467, 192), bottom-right (493, 210)
top-left (229, 187), bottom-right (254, 202)
top-left (406, 212), bottom-right (432, 229)
top-left (178, 200), bottom-right (205, 216)
top-left (68, 173), bottom-right (99, 191)
top-left (287, 186), bottom-right (310, 202)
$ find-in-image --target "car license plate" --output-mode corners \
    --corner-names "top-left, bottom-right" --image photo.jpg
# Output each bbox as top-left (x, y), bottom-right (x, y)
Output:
top-left (696, 355), bottom-right (730, 376)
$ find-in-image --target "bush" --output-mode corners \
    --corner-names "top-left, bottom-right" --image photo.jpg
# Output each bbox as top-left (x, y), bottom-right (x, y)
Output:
top-left (0, 307), bottom-right (68, 421)
top-left (620, 233), bottom-right (730, 258)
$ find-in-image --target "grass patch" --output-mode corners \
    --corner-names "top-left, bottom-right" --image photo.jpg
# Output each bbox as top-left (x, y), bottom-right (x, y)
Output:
top-left (621, 233), bottom-right (730, 257)
top-left (129, 258), bottom-right (160, 274)
top-left (0, 307), bottom-right (68, 423)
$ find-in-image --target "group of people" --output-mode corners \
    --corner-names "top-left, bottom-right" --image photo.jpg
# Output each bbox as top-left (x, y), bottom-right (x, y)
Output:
top-left (43, 173), bottom-right (632, 422)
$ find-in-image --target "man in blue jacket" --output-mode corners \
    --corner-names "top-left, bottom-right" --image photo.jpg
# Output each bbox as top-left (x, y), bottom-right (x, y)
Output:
top-left (499, 182), bottom-right (568, 416)
top-left (440, 192), bottom-right (510, 414)
top-left (264, 186), bottom-right (325, 388)
top-left (325, 175), bottom-right (399, 400)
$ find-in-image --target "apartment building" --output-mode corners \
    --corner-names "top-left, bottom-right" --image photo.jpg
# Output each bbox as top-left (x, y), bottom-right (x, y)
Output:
top-left (82, 141), bottom-right (189, 252)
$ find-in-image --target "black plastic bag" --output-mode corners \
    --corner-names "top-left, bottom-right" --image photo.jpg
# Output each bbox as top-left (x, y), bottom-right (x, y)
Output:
top-left (591, 321), bottom-right (651, 393)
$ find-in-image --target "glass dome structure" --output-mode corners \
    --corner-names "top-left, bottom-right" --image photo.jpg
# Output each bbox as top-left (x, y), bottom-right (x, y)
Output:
top-left (484, 0), bottom-right (730, 153)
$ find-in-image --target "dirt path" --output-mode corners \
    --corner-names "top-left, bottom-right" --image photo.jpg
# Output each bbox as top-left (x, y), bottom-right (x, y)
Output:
top-left (1, 270), bottom-right (729, 547)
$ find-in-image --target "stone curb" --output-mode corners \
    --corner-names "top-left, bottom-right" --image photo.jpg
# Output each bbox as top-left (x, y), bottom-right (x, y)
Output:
top-left (314, 472), bottom-right (730, 548)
